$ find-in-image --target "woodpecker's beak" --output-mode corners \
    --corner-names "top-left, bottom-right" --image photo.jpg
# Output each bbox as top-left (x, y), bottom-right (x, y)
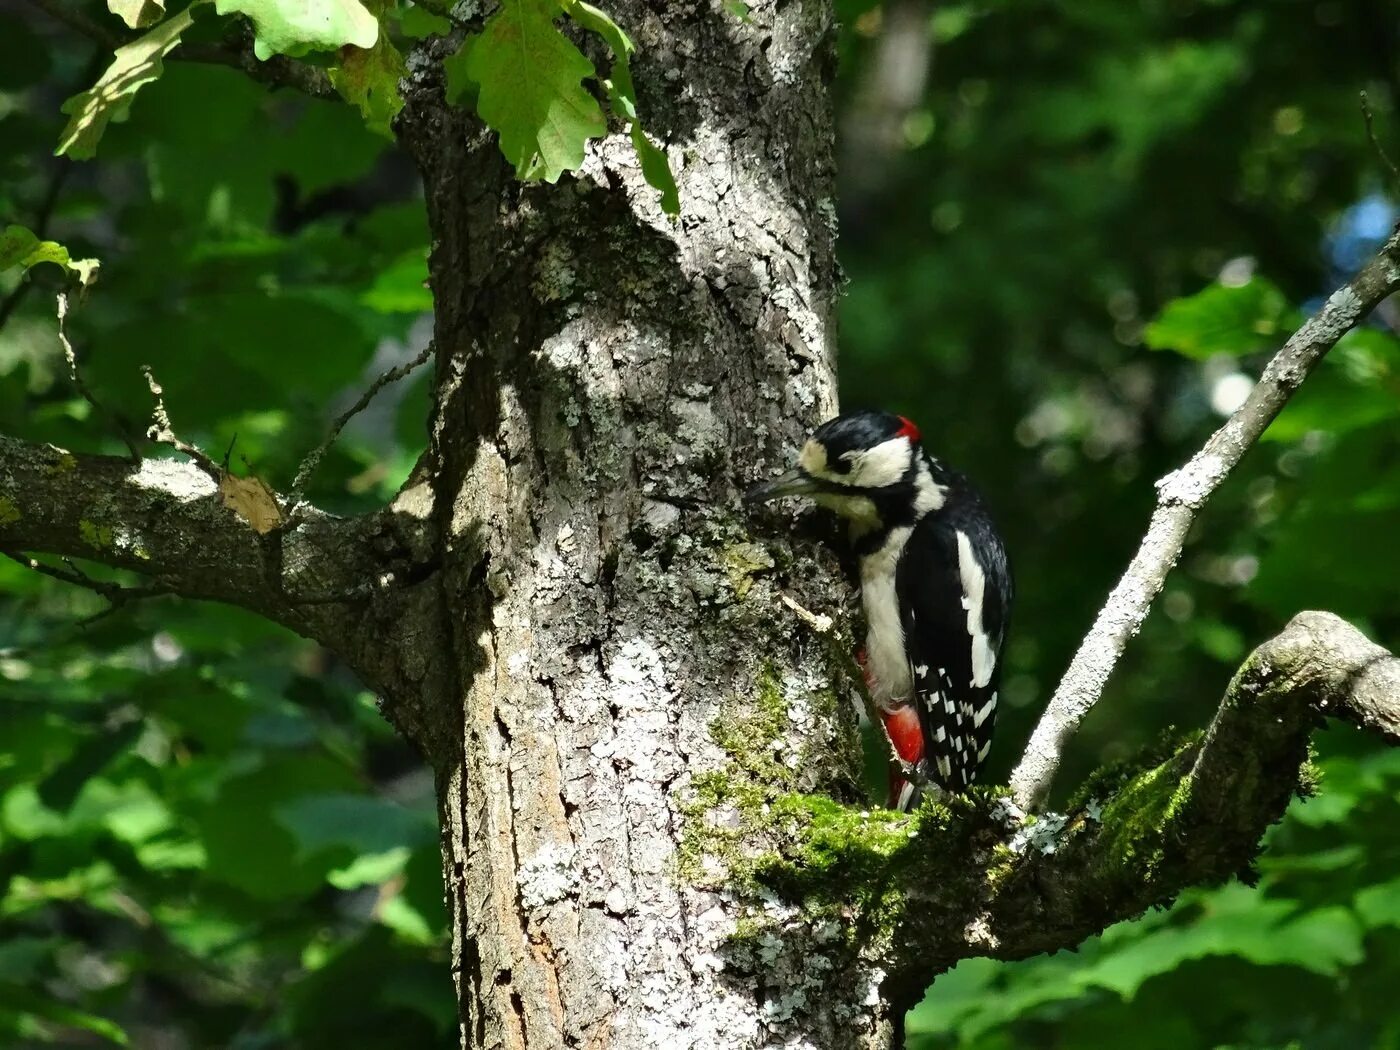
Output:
top-left (744, 468), bottom-right (820, 505)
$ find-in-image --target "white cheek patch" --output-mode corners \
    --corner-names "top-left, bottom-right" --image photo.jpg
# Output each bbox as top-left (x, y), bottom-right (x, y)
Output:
top-left (798, 441), bottom-right (828, 476)
top-left (841, 437), bottom-right (911, 489)
top-left (956, 530), bottom-right (996, 689)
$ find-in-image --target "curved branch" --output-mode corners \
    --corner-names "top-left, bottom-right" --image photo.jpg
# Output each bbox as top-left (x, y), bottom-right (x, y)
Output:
top-left (1010, 228), bottom-right (1400, 810)
top-left (869, 612), bottom-right (1400, 1005)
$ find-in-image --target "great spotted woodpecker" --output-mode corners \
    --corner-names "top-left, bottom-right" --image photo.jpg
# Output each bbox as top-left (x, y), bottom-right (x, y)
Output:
top-left (745, 410), bottom-right (1013, 810)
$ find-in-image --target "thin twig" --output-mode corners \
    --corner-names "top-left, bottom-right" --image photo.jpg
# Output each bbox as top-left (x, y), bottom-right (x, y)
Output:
top-left (291, 343), bottom-right (435, 498)
top-left (1008, 227), bottom-right (1400, 811)
top-left (141, 365), bottom-right (221, 479)
top-left (24, 0), bottom-right (123, 48)
top-left (780, 593), bottom-right (833, 633)
top-left (1, 549), bottom-right (166, 611)
top-left (57, 293), bottom-right (141, 462)
top-left (1360, 91), bottom-right (1400, 188)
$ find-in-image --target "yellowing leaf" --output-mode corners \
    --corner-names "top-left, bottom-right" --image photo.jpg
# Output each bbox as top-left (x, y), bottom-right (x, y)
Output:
top-left (463, 0), bottom-right (607, 182)
top-left (56, 8), bottom-right (195, 160)
top-left (0, 225), bottom-right (100, 287)
top-left (213, 0), bottom-right (378, 60)
top-left (108, 0), bottom-right (167, 29)
top-left (330, 24), bottom-right (407, 136)
top-left (219, 473), bottom-right (283, 534)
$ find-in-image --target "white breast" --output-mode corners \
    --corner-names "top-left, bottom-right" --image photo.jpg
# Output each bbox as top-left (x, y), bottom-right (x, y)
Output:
top-left (859, 526), bottom-right (913, 709)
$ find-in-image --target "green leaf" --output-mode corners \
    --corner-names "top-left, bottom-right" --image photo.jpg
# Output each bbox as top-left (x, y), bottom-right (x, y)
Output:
top-left (631, 122), bottom-right (679, 215)
top-left (462, 0), bottom-right (607, 182)
top-left (399, 4), bottom-right (451, 38)
top-left (56, 8), bottom-right (195, 160)
top-left (1143, 277), bottom-right (1298, 360)
top-left (563, 0), bottom-right (680, 214)
top-left (0, 225), bottom-right (100, 286)
top-left (329, 22), bottom-right (407, 136)
top-left (274, 792), bottom-right (434, 858)
top-left (108, 0), bottom-right (166, 29)
top-left (361, 250), bottom-right (433, 312)
top-left (36, 720), bottom-right (144, 812)
top-left (212, 0), bottom-right (378, 59)
top-left (0, 986), bottom-right (128, 1046)
top-left (1355, 878), bottom-right (1400, 929)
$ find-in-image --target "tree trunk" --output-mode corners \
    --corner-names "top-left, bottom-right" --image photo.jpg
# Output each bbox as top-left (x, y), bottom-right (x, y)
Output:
top-left (393, 4), bottom-right (899, 1046)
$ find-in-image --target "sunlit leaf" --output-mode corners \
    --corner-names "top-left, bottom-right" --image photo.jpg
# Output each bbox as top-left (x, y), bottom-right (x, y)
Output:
top-left (1144, 278), bottom-right (1299, 360)
top-left (0, 225), bottom-right (99, 286)
top-left (56, 8), bottom-right (195, 160)
top-left (213, 0), bottom-right (378, 59)
top-left (461, 0), bottom-right (606, 181)
top-left (108, 0), bottom-right (166, 29)
top-left (329, 14), bottom-right (406, 136)
top-left (564, 0), bottom-right (680, 213)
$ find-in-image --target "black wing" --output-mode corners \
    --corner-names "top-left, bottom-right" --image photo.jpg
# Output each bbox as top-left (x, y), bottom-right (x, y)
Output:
top-left (895, 502), bottom-right (1011, 791)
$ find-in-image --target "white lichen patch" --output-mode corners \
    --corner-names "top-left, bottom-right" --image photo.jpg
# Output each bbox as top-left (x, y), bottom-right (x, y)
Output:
top-left (1009, 811), bottom-right (1071, 855)
top-left (128, 458), bottom-right (217, 503)
top-left (1156, 452), bottom-right (1226, 506)
top-left (534, 241), bottom-right (577, 302)
top-left (517, 843), bottom-right (578, 909)
top-left (390, 479), bottom-right (434, 520)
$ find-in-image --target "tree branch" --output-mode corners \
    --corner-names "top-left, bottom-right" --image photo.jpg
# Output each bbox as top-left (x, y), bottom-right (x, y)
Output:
top-left (1009, 227), bottom-right (1400, 810)
top-left (178, 37), bottom-right (337, 102)
top-left (0, 434), bottom-right (407, 643)
top-left (845, 612), bottom-right (1400, 1007)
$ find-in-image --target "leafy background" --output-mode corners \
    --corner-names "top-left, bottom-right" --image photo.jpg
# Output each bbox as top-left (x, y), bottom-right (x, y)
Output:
top-left (1, 0), bottom-right (1399, 1046)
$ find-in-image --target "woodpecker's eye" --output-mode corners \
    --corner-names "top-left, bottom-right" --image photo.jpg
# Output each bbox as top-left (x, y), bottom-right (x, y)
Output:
top-left (837, 439), bottom-right (912, 489)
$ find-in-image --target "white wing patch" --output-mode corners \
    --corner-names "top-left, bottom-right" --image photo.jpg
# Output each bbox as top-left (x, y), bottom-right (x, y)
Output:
top-left (955, 530), bottom-right (996, 689)
top-left (974, 692), bottom-right (996, 728)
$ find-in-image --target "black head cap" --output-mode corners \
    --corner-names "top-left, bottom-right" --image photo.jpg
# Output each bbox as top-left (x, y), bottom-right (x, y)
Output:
top-left (811, 410), bottom-right (922, 463)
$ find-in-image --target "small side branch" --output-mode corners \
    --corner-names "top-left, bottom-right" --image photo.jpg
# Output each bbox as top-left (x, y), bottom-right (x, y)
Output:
top-left (141, 365), bottom-right (220, 478)
top-left (1009, 227), bottom-right (1400, 810)
top-left (58, 293), bottom-right (141, 462)
top-left (0, 549), bottom-right (167, 623)
top-left (178, 37), bottom-right (337, 102)
top-left (291, 343), bottom-right (434, 500)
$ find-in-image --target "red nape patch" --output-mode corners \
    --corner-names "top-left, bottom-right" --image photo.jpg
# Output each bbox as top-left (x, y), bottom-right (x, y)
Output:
top-left (896, 416), bottom-right (921, 442)
top-left (880, 706), bottom-right (925, 765)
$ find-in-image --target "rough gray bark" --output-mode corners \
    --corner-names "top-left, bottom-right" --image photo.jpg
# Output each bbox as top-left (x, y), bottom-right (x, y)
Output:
top-left (5, 2), bottom-right (1400, 1048)
top-left (391, 4), bottom-right (898, 1046)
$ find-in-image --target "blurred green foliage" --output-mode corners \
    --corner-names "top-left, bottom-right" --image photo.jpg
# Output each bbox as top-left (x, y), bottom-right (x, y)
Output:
top-left (830, 0), bottom-right (1400, 1043)
top-left (1, 0), bottom-right (1398, 1045)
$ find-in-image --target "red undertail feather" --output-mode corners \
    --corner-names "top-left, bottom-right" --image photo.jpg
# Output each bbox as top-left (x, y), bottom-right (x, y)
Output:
top-left (881, 705), bottom-right (925, 810)
top-left (880, 705), bottom-right (924, 766)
